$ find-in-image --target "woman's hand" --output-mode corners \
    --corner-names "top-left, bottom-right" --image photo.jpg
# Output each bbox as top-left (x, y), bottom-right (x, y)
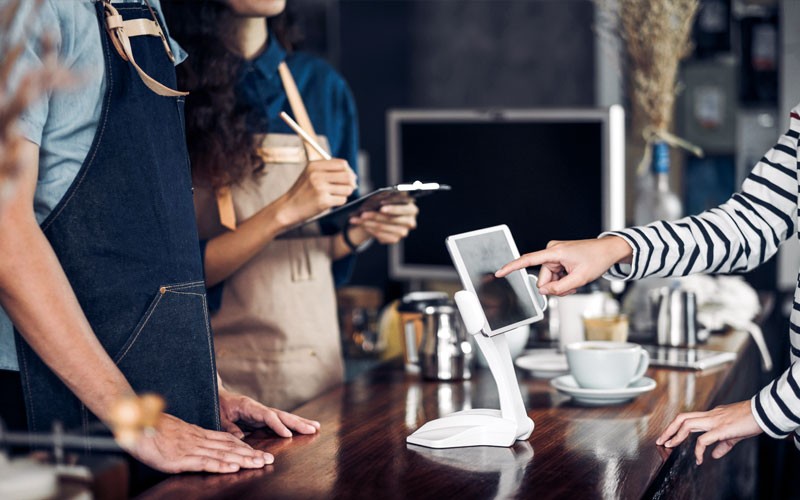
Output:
top-left (656, 400), bottom-right (763, 465)
top-left (277, 159), bottom-right (357, 226)
top-left (348, 201), bottom-right (419, 245)
top-left (127, 413), bottom-right (273, 474)
top-left (218, 386), bottom-right (320, 439)
top-left (494, 236), bottom-right (633, 296)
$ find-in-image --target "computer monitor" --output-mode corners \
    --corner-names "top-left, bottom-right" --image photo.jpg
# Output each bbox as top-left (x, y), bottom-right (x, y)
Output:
top-left (387, 106), bottom-right (625, 280)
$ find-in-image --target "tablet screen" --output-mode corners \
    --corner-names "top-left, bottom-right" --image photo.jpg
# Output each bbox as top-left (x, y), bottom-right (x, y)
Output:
top-left (450, 229), bottom-right (540, 332)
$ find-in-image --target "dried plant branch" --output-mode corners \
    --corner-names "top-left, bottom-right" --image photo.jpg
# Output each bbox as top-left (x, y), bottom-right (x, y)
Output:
top-left (0, 0), bottom-right (72, 204)
top-left (596, 0), bottom-right (699, 133)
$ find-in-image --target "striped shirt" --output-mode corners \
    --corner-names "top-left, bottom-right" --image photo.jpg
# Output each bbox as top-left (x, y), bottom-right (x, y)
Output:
top-left (602, 105), bottom-right (800, 447)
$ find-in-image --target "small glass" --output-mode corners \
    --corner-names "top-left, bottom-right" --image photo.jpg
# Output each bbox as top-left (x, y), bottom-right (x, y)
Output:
top-left (582, 314), bottom-right (629, 342)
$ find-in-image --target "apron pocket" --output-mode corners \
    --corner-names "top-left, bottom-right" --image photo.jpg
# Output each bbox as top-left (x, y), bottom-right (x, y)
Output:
top-left (112, 280), bottom-right (208, 364)
top-left (111, 280), bottom-right (219, 428)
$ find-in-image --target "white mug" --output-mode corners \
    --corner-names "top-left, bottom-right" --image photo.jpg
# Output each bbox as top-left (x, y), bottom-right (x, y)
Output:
top-left (565, 341), bottom-right (649, 390)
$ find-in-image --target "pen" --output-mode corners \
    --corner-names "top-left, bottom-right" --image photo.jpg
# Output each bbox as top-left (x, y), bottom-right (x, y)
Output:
top-left (279, 111), bottom-right (333, 161)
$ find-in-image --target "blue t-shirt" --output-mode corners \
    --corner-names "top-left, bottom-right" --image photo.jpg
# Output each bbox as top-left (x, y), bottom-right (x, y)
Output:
top-left (0, 0), bottom-right (186, 371)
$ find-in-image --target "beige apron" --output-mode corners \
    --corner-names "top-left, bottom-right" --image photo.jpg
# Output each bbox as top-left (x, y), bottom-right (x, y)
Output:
top-left (194, 64), bottom-right (344, 410)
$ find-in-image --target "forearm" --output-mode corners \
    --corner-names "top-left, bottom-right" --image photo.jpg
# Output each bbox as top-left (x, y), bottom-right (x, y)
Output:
top-left (203, 194), bottom-right (294, 287)
top-left (0, 211), bottom-right (134, 423)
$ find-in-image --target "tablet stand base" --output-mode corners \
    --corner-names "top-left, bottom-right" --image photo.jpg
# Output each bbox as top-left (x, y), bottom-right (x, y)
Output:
top-left (406, 276), bottom-right (543, 449)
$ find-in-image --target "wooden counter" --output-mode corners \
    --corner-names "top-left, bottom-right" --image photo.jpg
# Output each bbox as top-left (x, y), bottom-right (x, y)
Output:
top-left (138, 331), bottom-right (759, 499)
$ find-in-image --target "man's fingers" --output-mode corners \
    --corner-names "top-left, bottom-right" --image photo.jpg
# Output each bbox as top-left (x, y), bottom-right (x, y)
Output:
top-left (262, 411), bottom-right (293, 438)
top-left (276, 411), bottom-right (320, 434)
top-left (223, 421), bottom-right (245, 440)
top-left (202, 428), bottom-right (253, 447)
top-left (195, 446), bottom-right (268, 468)
top-left (177, 455), bottom-right (240, 474)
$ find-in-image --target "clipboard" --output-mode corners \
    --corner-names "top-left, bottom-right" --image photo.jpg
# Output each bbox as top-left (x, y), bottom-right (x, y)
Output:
top-left (280, 181), bottom-right (451, 237)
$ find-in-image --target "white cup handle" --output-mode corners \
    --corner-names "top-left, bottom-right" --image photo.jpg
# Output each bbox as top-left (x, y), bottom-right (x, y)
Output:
top-left (631, 348), bottom-right (650, 383)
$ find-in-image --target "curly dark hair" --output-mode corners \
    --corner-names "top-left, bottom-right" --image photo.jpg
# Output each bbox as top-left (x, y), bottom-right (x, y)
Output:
top-left (161, 1), bottom-right (300, 189)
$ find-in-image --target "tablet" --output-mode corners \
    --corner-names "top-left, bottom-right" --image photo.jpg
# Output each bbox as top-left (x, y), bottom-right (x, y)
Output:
top-left (642, 345), bottom-right (736, 370)
top-left (282, 181), bottom-right (450, 236)
top-left (446, 225), bottom-right (545, 336)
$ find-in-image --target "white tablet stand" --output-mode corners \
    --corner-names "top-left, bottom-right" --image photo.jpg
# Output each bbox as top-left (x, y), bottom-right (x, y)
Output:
top-left (406, 275), bottom-right (545, 448)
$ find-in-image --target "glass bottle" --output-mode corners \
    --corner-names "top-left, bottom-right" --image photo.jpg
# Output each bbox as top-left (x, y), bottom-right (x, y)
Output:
top-left (649, 141), bottom-right (683, 221)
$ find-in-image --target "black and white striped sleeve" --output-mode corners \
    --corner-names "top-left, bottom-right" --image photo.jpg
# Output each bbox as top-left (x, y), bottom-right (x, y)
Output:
top-left (751, 364), bottom-right (800, 439)
top-left (601, 110), bottom-right (800, 282)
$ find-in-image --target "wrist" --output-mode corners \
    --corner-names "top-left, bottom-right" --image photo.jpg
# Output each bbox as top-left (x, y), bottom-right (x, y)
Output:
top-left (607, 235), bottom-right (633, 265)
top-left (344, 224), bottom-right (373, 253)
top-left (270, 194), bottom-right (299, 231)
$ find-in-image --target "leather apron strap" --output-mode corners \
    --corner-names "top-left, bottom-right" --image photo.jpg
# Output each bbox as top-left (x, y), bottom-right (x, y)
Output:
top-left (214, 61), bottom-right (327, 231)
top-left (102, 0), bottom-right (188, 97)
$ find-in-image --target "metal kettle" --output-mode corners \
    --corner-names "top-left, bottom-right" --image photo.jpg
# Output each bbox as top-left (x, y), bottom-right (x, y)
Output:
top-left (418, 304), bottom-right (472, 381)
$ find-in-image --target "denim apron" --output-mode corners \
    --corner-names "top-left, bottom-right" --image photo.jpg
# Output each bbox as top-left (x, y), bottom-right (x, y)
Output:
top-left (194, 65), bottom-right (343, 410)
top-left (14, 2), bottom-right (220, 436)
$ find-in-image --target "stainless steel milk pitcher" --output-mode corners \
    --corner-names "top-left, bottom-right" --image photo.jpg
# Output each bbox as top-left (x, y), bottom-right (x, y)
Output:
top-left (418, 304), bottom-right (472, 381)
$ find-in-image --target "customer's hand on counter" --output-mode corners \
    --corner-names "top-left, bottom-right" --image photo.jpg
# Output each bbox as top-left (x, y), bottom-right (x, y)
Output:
top-left (218, 385), bottom-right (321, 439)
top-left (128, 413), bottom-right (273, 474)
top-left (495, 236), bottom-right (633, 296)
top-left (656, 400), bottom-right (763, 465)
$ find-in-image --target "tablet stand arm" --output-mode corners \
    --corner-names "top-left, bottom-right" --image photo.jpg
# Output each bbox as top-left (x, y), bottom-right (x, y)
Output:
top-left (405, 275), bottom-right (544, 449)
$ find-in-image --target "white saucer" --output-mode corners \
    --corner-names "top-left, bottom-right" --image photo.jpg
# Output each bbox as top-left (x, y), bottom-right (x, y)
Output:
top-left (515, 350), bottom-right (569, 378)
top-left (550, 375), bottom-right (657, 405)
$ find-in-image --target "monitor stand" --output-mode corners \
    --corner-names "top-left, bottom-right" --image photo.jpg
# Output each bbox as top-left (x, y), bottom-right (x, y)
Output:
top-left (406, 276), bottom-right (543, 448)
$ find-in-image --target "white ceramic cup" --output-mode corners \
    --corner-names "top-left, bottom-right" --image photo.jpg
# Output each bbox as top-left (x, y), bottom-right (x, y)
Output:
top-left (565, 341), bottom-right (649, 390)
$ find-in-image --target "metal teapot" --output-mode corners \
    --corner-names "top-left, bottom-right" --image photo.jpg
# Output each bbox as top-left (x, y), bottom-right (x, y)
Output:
top-left (418, 304), bottom-right (473, 381)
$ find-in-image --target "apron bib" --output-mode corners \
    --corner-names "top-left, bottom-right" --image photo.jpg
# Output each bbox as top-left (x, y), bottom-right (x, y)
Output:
top-left (194, 66), bottom-right (343, 410)
top-left (14, 1), bottom-right (220, 436)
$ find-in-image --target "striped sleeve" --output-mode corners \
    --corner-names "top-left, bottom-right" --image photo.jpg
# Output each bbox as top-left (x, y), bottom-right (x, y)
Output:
top-left (602, 110), bottom-right (800, 282)
top-left (751, 363), bottom-right (800, 438)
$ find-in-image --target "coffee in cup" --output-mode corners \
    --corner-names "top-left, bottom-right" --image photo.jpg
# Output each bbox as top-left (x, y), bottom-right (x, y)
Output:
top-left (565, 341), bottom-right (649, 390)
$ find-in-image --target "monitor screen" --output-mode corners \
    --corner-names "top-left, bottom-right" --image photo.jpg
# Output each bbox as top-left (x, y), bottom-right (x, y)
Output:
top-left (388, 108), bottom-right (625, 280)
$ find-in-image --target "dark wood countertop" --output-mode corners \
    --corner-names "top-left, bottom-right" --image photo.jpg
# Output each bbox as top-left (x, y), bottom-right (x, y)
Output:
top-left (138, 331), bottom-right (759, 499)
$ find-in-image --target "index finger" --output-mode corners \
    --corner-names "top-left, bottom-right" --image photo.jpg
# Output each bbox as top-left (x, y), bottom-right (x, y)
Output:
top-left (495, 249), bottom-right (554, 278)
top-left (656, 412), bottom-right (707, 445)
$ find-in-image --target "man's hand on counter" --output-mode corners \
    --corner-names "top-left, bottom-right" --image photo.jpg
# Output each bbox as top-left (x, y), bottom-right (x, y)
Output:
top-left (128, 413), bottom-right (273, 474)
top-left (218, 385), bottom-right (321, 439)
top-left (656, 400), bottom-right (763, 465)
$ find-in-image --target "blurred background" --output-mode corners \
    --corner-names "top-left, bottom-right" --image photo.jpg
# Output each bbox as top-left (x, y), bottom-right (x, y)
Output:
top-left (283, 0), bottom-right (790, 295)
